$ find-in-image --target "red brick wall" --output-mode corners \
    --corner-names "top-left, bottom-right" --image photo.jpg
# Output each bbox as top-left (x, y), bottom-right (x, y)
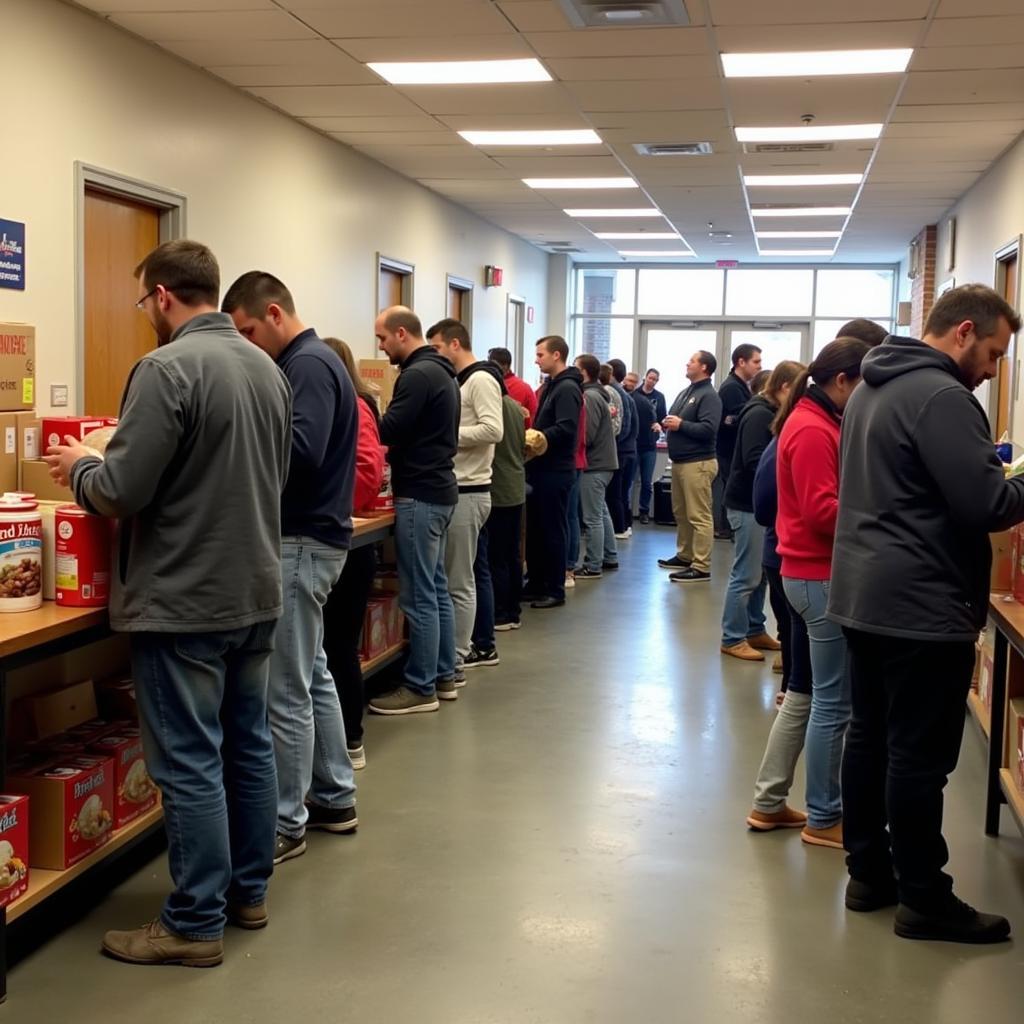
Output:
top-left (910, 225), bottom-right (937, 338)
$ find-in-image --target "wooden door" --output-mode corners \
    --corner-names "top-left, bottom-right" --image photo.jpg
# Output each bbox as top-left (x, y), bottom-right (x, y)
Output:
top-left (84, 189), bottom-right (160, 415)
top-left (996, 252), bottom-right (1018, 438)
top-left (379, 267), bottom-right (404, 309)
top-left (447, 284), bottom-right (463, 321)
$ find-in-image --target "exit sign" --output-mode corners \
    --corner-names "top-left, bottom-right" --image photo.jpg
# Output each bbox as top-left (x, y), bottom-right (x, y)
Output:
top-left (716, 259), bottom-right (739, 268)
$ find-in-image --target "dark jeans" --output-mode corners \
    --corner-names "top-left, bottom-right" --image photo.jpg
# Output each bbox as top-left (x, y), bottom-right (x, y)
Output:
top-left (636, 449), bottom-right (657, 515)
top-left (131, 621), bottom-right (279, 940)
top-left (525, 468), bottom-right (573, 601)
top-left (841, 628), bottom-right (975, 910)
top-left (471, 519), bottom-right (495, 652)
top-left (323, 543), bottom-right (378, 747)
top-left (483, 503), bottom-right (522, 626)
top-left (765, 565), bottom-right (811, 695)
top-left (607, 452), bottom-right (637, 533)
top-left (712, 453), bottom-right (732, 533)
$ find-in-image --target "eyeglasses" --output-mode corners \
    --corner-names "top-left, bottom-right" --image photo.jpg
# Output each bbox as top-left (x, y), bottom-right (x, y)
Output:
top-left (135, 287), bottom-right (157, 310)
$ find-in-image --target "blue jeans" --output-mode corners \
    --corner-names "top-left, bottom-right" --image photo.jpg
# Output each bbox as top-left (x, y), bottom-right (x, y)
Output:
top-left (269, 538), bottom-right (354, 839)
top-left (720, 509), bottom-right (767, 646)
top-left (131, 621), bottom-right (279, 940)
top-left (636, 449), bottom-right (657, 515)
top-left (566, 470), bottom-right (582, 570)
top-left (471, 518), bottom-right (495, 651)
top-left (395, 497), bottom-right (456, 694)
top-left (579, 470), bottom-right (616, 571)
top-left (783, 577), bottom-right (850, 830)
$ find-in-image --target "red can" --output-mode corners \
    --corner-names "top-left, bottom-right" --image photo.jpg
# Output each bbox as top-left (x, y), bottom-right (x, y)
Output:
top-left (54, 505), bottom-right (110, 606)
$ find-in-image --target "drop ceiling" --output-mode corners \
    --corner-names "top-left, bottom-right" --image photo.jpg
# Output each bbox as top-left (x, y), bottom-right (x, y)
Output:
top-left (67, 0), bottom-right (1024, 263)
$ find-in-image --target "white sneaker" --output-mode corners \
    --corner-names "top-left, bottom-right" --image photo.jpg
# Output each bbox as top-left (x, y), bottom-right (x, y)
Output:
top-left (614, 529), bottom-right (632, 540)
top-left (565, 572), bottom-right (576, 590)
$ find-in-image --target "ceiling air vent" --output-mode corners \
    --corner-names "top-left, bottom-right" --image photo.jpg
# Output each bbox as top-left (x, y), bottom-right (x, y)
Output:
top-left (551, 246), bottom-right (584, 253)
top-left (743, 142), bottom-right (835, 154)
top-left (556, 0), bottom-right (691, 28)
top-left (634, 142), bottom-right (712, 157)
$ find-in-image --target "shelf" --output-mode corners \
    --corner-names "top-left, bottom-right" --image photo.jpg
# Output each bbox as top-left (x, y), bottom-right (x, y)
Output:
top-left (352, 512), bottom-right (394, 539)
top-left (1000, 770), bottom-right (1024, 834)
top-left (967, 689), bottom-right (991, 739)
top-left (6, 804), bottom-right (163, 923)
top-left (360, 640), bottom-right (406, 676)
top-left (0, 605), bottom-right (107, 660)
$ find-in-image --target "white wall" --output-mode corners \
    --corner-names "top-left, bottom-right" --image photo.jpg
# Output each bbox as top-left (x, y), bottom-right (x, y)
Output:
top-left (0, 0), bottom-right (551, 414)
top-left (934, 133), bottom-right (1024, 441)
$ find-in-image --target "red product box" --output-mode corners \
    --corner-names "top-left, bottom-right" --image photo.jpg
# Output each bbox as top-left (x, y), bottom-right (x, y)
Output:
top-left (361, 599), bottom-right (389, 661)
top-left (0, 794), bottom-right (29, 909)
top-left (86, 733), bottom-right (158, 828)
top-left (380, 593), bottom-right (404, 647)
top-left (39, 717), bottom-right (124, 754)
top-left (7, 755), bottom-right (114, 869)
top-left (40, 417), bottom-right (108, 451)
top-left (54, 504), bottom-right (110, 607)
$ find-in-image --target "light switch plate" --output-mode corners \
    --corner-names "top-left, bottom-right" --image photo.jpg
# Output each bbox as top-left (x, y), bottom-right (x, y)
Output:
top-left (50, 383), bottom-right (69, 407)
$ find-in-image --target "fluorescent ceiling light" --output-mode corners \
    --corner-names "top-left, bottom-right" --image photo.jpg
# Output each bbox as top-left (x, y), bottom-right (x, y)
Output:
top-left (722, 49), bottom-right (912, 78)
top-left (756, 231), bottom-right (842, 239)
top-left (595, 232), bottom-right (679, 240)
top-left (524, 177), bottom-right (638, 189)
top-left (618, 250), bottom-right (695, 257)
top-left (368, 58), bottom-right (551, 85)
top-left (759, 249), bottom-right (836, 256)
top-left (459, 129), bottom-right (601, 146)
top-left (735, 124), bottom-right (882, 143)
top-left (564, 208), bottom-right (662, 217)
top-left (751, 206), bottom-right (852, 217)
top-left (744, 174), bottom-right (863, 187)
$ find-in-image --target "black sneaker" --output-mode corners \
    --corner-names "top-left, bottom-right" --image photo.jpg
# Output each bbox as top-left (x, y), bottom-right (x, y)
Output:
top-left (305, 803), bottom-right (358, 834)
top-left (464, 645), bottom-right (500, 668)
top-left (670, 568), bottom-right (711, 583)
top-left (845, 877), bottom-right (899, 912)
top-left (602, 562), bottom-right (620, 571)
top-left (274, 833), bottom-right (307, 865)
top-left (894, 894), bottom-right (1011, 944)
top-left (639, 514), bottom-right (650, 525)
top-left (576, 567), bottom-right (603, 579)
top-left (658, 555), bottom-right (691, 569)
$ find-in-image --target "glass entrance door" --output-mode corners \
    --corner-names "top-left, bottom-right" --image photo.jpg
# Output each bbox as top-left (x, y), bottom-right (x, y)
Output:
top-left (723, 322), bottom-right (809, 373)
top-left (640, 323), bottom-right (725, 406)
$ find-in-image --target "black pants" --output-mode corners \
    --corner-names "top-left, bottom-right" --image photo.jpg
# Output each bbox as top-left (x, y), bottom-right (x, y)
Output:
top-left (607, 452), bottom-right (637, 533)
top-left (765, 565), bottom-right (811, 695)
top-left (712, 454), bottom-right (732, 533)
top-left (322, 543), bottom-right (378, 746)
top-left (486, 503), bottom-right (523, 625)
top-left (525, 469), bottom-right (573, 601)
top-left (841, 628), bottom-right (975, 910)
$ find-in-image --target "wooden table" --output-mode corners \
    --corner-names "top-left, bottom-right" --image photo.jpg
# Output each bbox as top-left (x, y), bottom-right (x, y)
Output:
top-left (980, 594), bottom-right (1024, 837)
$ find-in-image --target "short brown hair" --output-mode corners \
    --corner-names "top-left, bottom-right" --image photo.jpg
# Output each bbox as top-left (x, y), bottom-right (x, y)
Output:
top-left (925, 283), bottom-right (1022, 339)
top-left (598, 363), bottom-right (613, 386)
top-left (222, 271), bottom-right (296, 318)
top-left (383, 307), bottom-right (423, 338)
top-left (426, 318), bottom-right (471, 350)
top-left (576, 353), bottom-right (601, 382)
top-left (537, 335), bottom-right (569, 361)
top-left (135, 239), bottom-right (219, 308)
top-left (837, 318), bottom-right (888, 347)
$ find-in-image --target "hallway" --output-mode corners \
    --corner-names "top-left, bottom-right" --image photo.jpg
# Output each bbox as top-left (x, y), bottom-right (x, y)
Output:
top-left (10, 527), bottom-right (1024, 1023)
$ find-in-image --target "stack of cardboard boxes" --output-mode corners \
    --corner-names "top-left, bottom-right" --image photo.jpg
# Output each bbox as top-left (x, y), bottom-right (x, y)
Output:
top-left (360, 572), bottom-right (405, 664)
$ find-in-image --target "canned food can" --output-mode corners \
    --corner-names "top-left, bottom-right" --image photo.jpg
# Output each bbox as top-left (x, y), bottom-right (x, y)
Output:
top-left (55, 505), bottom-right (110, 607)
top-left (0, 500), bottom-right (43, 612)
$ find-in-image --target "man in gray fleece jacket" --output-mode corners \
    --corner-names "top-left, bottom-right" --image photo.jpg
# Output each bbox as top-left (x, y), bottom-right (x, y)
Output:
top-left (575, 354), bottom-right (618, 578)
top-left (45, 240), bottom-right (292, 968)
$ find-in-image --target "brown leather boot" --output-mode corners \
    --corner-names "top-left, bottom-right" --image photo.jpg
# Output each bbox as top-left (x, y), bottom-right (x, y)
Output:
top-left (747, 632), bottom-right (782, 651)
top-left (746, 806), bottom-right (808, 831)
top-left (102, 919), bottom-right (224, 967)
top-left (721, 640), bottom-right (765, 661)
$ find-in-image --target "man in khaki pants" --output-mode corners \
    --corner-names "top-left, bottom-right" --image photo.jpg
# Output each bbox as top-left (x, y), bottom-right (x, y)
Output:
top-left (657, 351), bottom-right (722, 582)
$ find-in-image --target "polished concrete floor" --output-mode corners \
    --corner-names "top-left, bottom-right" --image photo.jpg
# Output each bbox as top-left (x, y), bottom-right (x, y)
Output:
top-left (10, 526), bottom-right (1024, 1022)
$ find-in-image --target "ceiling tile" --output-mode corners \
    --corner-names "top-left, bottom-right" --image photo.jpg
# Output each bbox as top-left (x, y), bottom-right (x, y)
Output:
top-left (333, 34), bottom-right (532, 61)
top-left (289, 3), bottom-right (513, 37)
top-left (891, 101), bottom-right (1024, 122)
top-left (708, 0), bottom-right (932, 23)
top-left (727, 77), bottom-right (899, 123)
top-left (925, 16), bottom-right (1024, 45)
top-left (109, 10), bottom-right (315, 40)
top-left (563, 79), bottom-right (723, 112)
top-left (395, 83), bottom-right (579, 115)
top-left (248, 85), bottom-right (425, 117)
top-left (937, 0), bottom-right (1023, 14)
top-left (208, 56), bottom-right (379, 88)
top-left (154, 38), bottom-right (345, 66)
top-left (332, 131), bottom-right (469, 146)
top-left (490, 155), bottom-right (629, 175)
top-left (912, 44), bottom-right (1024, 72)
top-left (436, 112), bottom-right (591, 130)
top-left (884, 120), bottom-right (1023, 139)
top-left (715, 21), bottom-right (922, 49)
top-left (589, 110), bottom-right (729, 134)
top-left (546, 55), bottom-right (718, 81)
top-left (497, 1), bottom-right (574, 32)
top-left (74, 0), bottom-right (274, 9)
top-left (526, 28), bottom-right (709, 57)
top-left (901, 70), bottom-right (1024, 105)
top-left (304, 114), bottom-right (447, 132)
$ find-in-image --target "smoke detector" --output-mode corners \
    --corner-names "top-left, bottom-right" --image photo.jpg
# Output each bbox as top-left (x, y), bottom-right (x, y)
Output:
top-left (556, 0), bottom-right (691, 28)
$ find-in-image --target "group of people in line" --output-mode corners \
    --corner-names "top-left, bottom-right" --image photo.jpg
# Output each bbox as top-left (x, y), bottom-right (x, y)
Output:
top-left (40, 236), bottom-right (1024, 965)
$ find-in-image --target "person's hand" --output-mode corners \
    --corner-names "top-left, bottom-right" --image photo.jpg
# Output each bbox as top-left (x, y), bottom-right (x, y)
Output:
top-left (42, 436), bottom-right (91, 487)
top-left (651, 422), bottom-right (662, 433)
top-left (662, 415), bottom-right (682, 432)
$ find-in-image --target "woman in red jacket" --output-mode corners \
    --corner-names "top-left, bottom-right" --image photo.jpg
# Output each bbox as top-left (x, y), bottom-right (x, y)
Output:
top-left (775, 337), bottom-right (869, 849)
top-left (323, 338), bottom-right (385, 771)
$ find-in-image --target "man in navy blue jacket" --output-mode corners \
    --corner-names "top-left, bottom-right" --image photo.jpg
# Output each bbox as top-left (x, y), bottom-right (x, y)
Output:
top-left (224, 272), bottom-right (359, 866)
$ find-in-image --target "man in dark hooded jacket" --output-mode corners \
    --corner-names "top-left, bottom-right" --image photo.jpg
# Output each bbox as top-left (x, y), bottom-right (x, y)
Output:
top-left (830, 284), bottom-right (1023, 944)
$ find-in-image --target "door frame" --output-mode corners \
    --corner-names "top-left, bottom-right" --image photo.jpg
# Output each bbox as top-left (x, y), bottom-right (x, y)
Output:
top-left (507, 293), bottom-right (526, 374)
top-left (75, 163), bottom-right (187, 411)
top-left (376, 254), bottom-right (415, 313)
top-left (446, 273), bottom-right (474, 329)
top-left (993, 235), bottom-right (1022, 440)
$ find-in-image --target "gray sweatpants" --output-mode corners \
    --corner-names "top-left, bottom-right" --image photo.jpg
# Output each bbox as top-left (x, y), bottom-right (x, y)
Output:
top-left (444, 491), bottom-right (492, 665)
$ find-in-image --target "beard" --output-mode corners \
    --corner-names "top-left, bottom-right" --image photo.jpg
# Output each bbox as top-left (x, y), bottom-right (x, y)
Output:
top-left (152, 307), bottom-right (174, 347)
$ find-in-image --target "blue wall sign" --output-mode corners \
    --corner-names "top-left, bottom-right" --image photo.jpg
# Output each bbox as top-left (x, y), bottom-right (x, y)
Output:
top-left (0, 219), bottom-right (26, 290)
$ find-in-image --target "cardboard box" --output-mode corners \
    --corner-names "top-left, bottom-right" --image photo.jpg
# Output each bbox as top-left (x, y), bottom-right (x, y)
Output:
top-left (0, 323), bottom-right (35, 412)
top-left (360, 599), bottom-right (389, 662)
top-left (369, 590), bottom-right (404, 647)
top-left (36, 499), bottom-right (64, 600)
top-left (358, 359), bottom-right (399, 413)
top-left (1013, 524), bottom-right (1024, 604)
top-left (982, 645), bottom-right (1024, 712)
top-left (0, 411), bottom-right (20, 493)
top-left (40, 417), bottom-right (107, 452)
top-left (19, 460), bottom-right (73, 502)
top-left (95, 676), bottom-right (138, 722)
top-left (0, 794), bottom-right (29, 909)
top-left (13, 678), bottom-right (97, 743)
top-left (1009, 698), bottom-right (1024, 795)
top-left (86, 732), bottom-right (157, 829)
top-left (15, 412), bottom-right (40, 463)
top-left (992, 529), bottom-right (1013, 591)
top-left (7, 755), bottom-right (113, 869)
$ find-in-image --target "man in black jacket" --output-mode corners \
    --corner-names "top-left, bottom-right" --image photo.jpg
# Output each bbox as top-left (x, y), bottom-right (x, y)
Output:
top-left (525, 335), bottom-right (583, 608)
top-left (369, 307), bottom-right (461, 716)
top-left (607, 358), bottom-right (638, 537)
top-left (632, 368), bottom-right (667, 524)
top-left (830, 285), bottom-right (1023, 943)
top-left (714, 344), bottom-right (762, 539)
